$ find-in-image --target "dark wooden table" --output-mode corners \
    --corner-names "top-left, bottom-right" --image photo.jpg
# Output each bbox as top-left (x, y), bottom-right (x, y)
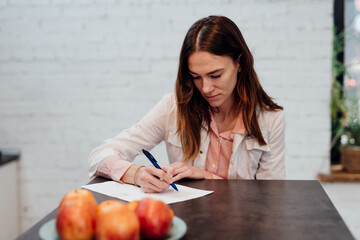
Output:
top-left (17, 178), bottom-right (355, 240)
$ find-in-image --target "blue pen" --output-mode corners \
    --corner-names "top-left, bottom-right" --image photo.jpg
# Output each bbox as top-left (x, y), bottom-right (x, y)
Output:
top-left (142, 149), bottom-right (178, 191)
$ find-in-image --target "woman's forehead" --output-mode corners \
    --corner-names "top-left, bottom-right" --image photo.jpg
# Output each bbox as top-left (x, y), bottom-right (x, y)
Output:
top-left (188, 51), bottom-right (232, 74)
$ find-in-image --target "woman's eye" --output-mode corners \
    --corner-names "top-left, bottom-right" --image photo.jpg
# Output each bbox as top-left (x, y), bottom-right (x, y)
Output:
top-left (211, 75), bottom-right (221, 79)
top-left (192, 76), bottom-right (200, 80)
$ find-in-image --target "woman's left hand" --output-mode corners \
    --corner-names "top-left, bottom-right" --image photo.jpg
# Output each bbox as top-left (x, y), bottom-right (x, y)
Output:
top-left (163, 162), bottom-right (213, 182)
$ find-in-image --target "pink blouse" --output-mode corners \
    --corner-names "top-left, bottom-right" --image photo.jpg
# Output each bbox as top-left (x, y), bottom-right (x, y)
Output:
top-left (205, 113), bottom-right (245, 179)
top-left (95, 155), bottom-right (134, 182)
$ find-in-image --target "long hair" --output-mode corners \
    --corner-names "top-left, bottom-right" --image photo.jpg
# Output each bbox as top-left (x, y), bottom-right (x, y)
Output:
top-left (175, 16), bottom-right (283, 162)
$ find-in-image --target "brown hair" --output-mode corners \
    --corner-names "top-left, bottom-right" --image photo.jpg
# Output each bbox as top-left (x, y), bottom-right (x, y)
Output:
top-left (175, 16), bottom-right (283, 162)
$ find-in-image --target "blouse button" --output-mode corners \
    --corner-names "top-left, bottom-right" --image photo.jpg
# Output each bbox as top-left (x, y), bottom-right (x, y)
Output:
top-left (212, 164), bottom-right (216, 168)
top-left (200, 150), bottom-right (203, 154)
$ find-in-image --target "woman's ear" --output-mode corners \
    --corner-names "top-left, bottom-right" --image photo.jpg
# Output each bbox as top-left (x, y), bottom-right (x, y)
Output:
top-left (237, 54), bottom-right (242, 72)
top-left (238, 64), bottom-right (242, 72)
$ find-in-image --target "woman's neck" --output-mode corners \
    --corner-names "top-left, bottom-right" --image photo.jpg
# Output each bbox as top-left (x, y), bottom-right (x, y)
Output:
top-left (210, 95), bottom-right (236, 121)
top-left (210, 97), bottom-right (239, 132)
top-left (211, 106), bottom-right (234, 122)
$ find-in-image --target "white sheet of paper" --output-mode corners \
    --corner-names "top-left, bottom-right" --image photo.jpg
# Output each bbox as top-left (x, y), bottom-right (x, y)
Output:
top-left (82, 181), bottom-right (213, 204)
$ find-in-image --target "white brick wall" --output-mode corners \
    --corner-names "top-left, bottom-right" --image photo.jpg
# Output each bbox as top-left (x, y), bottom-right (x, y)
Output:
top-left (0, 0), bottom-right (334, 234)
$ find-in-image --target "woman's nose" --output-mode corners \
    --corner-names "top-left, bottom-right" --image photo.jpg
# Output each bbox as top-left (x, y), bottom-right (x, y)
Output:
top-left (202, 78), bottom-right (214, 94)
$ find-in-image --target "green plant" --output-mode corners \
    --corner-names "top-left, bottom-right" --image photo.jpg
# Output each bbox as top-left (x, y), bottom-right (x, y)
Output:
top-left (331, 26), bottom-right (346, 152)
top-left (330, 27), bottom-right (360, 149)
top-left (341, 97), bottom-right (360, 146)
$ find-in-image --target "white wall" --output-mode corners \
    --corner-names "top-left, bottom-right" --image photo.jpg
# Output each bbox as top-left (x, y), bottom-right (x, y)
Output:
top-left (0, 0), bottom-right (333, 234)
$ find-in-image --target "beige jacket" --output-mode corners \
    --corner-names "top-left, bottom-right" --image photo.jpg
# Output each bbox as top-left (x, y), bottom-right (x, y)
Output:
top-left (88, 93), bottom-right (285, 180)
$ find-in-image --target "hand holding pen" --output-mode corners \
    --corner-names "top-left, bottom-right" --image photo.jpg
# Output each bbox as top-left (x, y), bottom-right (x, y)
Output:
top-left (142, 149), bottom-right (178, 191)
top-left (134, 149), bottom-right (177, 193)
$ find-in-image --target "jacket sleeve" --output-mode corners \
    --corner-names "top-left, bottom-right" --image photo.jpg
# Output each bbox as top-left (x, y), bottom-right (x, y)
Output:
top-left (88, 94), bottom-right (172, 180)
top-left (255, 110), bottom-right (286, 179)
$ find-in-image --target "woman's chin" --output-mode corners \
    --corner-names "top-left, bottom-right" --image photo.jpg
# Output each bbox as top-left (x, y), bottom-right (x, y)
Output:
top-left (208, 102), bottom-right (222, 109)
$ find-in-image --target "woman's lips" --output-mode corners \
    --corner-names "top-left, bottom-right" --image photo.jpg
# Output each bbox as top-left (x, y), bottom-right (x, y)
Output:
top-left (205, 94), bottom-right (220, 100)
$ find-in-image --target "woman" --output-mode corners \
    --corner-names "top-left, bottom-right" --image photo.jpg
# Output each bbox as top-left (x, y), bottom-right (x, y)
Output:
top-left (88, 16), bottom-right (285, 193)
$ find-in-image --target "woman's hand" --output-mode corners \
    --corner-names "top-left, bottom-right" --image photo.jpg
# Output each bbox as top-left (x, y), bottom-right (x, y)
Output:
top-left (164, 162), bottom-right (213, 182)
top-left (137, 166), bottom-right (175, 193)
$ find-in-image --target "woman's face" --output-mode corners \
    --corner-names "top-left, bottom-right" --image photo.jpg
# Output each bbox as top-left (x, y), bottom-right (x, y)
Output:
top-left (188, 51), bottom-right (240, 111)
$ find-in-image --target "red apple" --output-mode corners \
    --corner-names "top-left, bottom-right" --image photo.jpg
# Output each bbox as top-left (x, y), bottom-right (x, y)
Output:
top-left (58, 189), bottom-right (97, 211)
top-left (96, 200), bottom-right (140, 240)
top-left (135, 198), bottom-right (173, 239)
top-left (56, 199), bottom-right (96, 240)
